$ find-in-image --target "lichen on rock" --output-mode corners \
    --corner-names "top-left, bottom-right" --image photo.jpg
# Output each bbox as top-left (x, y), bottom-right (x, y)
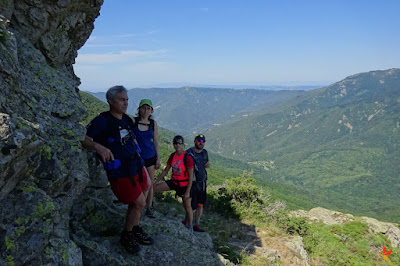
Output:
top-left (0, 1), bottom-right (102, 265)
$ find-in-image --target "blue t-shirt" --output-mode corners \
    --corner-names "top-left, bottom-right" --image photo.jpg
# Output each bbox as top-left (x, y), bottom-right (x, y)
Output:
top-left (134, 123), bottom-right (156, 160)
top-left (86, 113), bottom-right (141, 178)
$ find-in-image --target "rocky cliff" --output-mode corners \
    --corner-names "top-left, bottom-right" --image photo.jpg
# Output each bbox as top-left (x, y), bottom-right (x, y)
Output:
top-left (0, 1), bottom-right (226, 265)
top-left (0, 1), bottom-right (100, 265)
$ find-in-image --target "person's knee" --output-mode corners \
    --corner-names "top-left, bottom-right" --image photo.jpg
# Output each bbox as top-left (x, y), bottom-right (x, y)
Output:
top-left (183, 198), bottom-right (192, 208)
top-left (154, 182), bottom-right (168, 193)
top-left (133, 195), bottom-right (146, 210)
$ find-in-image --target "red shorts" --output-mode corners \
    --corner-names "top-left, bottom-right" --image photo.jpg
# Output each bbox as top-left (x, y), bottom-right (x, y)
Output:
top-left (108, 168), bottom-right (148, 204)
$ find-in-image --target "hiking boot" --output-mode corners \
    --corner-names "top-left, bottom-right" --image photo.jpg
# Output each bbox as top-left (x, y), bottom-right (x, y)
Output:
top-left (181, 220), bottom-right (188, 226)
top-left (186, 225), bottom-right (194, 234)
top-left (193, 225), bottom-right (205, 232)
top-left (132, 226), bottom-right (154, 245)
top-left (145, 207), bottom-right (155, 218)
top-left (120, 231), bottom-right (141, 254)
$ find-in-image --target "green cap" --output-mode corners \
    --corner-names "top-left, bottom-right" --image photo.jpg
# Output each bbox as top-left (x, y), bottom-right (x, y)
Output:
top-left (139, 99), bottom-right (153, 108)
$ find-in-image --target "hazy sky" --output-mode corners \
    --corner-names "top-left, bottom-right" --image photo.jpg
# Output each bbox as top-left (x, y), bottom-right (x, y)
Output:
top-left (74, 0), bottom-right (400, 92)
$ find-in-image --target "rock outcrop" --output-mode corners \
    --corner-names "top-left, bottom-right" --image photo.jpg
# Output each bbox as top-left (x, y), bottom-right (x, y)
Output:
top-left (1, 1), bottom-right (101, 265)
top-left (290, 207), bottom-right (400, 248)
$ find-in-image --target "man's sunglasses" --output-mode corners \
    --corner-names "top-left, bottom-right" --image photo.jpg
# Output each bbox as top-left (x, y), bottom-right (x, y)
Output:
top-left (195, 139), bottom-right (205, 143)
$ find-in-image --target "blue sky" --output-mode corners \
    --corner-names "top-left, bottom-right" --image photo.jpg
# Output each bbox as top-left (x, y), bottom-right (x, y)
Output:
top-left (74, 0), bottom-right (400, 92)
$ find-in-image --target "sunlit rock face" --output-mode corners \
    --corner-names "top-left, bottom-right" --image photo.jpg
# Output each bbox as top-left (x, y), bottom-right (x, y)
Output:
top-left (0, 1), bottom-right (102, 265)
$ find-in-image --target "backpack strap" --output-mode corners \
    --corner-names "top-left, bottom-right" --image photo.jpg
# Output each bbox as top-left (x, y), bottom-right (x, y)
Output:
top-left (134, 117), bottom-right (154, 130)
top-left (134, 117), bottom-right (139, 131)
top-left (186, 148), bottom-right (197, 181)
top-left (99, 111), bottom-right (117, 148)
top-left (202, 149), bottom-right (208, 183)
top-left (125, 115), bottom-right (142, 184)
top-left (203, 149), bottom-right (208, 163)
top-left (188, 147), bottom-right (194, 156)
top-left (149, 118), bottom-right (154, 130)
top-left (183, 151), bottom-right (188, 170)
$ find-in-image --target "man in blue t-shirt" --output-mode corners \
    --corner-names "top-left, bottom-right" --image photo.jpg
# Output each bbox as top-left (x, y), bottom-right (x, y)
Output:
top-left (81, 85), bottom-right (154, 254)
top-left (186, 134), bottom-right (210, 232)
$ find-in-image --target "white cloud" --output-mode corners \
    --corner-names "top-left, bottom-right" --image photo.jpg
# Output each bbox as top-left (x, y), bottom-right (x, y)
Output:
top-left (84, 43), bottom-right (131, 48)
top-left (147, 30), bottom-right (159, 35)
top-left (114, 33), bottom-right (136, 38)
top-left (123, 61), bottom-right (177, 73)
top-left (76, 49), bottom-right (168, 64)
top-left (81, 34), bottom-right (137, 48)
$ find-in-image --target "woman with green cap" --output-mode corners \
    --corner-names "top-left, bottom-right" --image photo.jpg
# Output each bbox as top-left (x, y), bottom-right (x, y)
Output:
top-left (134, 99), bottom-right (161, 218)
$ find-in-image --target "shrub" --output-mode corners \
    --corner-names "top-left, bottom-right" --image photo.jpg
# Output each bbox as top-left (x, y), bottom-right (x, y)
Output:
top-left (329, 221), bottom-right (369, 242)
top-left (207, 171), bottom-right (268, 219)
top-left (272, 210), bottom-right (310, 236)
top-left (225, 172), bottom-right (263, 206)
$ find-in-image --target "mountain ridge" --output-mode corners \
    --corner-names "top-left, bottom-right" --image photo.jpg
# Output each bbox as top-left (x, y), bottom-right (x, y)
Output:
top-left (205, 68), bottom-right (400, 222)
top-left (88, 87), bottom-right (305, 135)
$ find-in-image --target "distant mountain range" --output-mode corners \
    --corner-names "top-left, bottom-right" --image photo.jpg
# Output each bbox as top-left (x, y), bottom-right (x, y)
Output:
top-left (88, 87), bottom-right (305, 135)
top-left (131, 84), bottom-right (324, 91)
top-left (204, 68), bottom-right (400, 222)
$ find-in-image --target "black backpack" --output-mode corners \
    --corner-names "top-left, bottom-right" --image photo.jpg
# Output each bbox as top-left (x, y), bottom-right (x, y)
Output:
top-left (186, 147), bottom-right (208, 182)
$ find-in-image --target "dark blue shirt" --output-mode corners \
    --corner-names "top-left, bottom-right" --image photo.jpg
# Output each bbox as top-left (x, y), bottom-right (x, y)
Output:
top-left (86, 113), bottom-right (141, 178)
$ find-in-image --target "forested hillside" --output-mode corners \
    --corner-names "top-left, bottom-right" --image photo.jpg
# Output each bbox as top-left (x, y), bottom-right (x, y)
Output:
top-left (88, 87), bottom-right (304, 135)
top-left (205, 69), bottom-right (400, 222)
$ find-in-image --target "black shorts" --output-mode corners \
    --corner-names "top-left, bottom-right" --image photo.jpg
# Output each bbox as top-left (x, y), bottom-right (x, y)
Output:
top-left (166, 179), bottom-right (193, 198)
top-left (191, 181), bottom-right (207, 210)
top-left (144, 156), bottom-right (157, 168)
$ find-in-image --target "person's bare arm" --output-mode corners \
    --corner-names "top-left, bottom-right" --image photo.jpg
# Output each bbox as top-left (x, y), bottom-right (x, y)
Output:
top-left (184, 167), bottom-right (194, 199)
top-left (81, 135), bottom-right (114, 162)
top-left (154, 164), bottom-right (171, 184)
top-left (153, 121), bottom-right (161, 170)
